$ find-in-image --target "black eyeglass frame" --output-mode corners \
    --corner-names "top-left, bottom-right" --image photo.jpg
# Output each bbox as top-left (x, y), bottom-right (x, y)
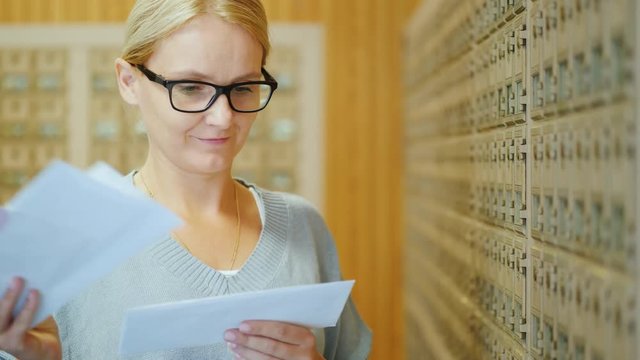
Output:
top-left (133, 64), bottom-right (278, 113)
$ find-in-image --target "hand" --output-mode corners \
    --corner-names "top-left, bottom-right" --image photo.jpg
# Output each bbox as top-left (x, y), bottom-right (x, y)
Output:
top-left (0, 277), bottom-right (61, 360)
top-left (224, 320), bottom-right (324, 360)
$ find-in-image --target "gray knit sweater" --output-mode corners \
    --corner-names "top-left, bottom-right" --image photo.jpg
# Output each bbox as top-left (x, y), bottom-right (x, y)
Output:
top-left (53, 181), bottom-right (371, 359)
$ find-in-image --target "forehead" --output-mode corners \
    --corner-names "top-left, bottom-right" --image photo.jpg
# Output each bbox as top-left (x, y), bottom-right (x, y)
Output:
top-left (147, 14), bottom-right (263, 82)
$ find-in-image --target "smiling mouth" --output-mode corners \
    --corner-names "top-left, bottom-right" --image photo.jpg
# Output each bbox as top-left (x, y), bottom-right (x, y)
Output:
top-left (194, 136), bottom-right (230, 144)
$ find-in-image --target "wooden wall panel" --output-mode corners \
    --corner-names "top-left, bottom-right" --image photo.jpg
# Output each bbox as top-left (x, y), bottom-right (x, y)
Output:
top-left (1, 1), bottom-right (418, 358)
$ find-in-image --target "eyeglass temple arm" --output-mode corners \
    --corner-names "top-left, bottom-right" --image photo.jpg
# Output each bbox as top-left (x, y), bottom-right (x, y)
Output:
top-left (261, 68), bottom-right (278, 88)
top-left (134, 64), bottom-right (167, 85)
top-left (134, 62), bottom-right (275, 89)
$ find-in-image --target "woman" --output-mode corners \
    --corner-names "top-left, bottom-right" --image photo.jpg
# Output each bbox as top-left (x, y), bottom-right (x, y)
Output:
top-left (0, 0), bottom-right (371, 359)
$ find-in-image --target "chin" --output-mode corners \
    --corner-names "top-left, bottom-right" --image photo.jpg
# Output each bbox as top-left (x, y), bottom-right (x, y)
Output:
top-left (192, 159), bottom-right (233, 175)
top-left (175, 147), bottom-right (237, 175)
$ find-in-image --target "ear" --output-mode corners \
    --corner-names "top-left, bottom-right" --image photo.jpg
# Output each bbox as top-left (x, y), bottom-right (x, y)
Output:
top-left (115, 58), bottom-right (140, 106)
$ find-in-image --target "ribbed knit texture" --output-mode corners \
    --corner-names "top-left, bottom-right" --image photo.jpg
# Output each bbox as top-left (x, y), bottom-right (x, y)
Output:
top-left (52, 178), bottom-right (371, 360)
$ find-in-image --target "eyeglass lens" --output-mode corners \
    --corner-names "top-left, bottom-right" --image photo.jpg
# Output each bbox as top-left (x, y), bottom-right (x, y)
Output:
top-left (171, 83), bottom-right (273, 112)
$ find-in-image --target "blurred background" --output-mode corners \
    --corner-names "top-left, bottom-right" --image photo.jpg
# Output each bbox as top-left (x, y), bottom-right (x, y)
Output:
top-left (1, 1), bottom-right (639, 359)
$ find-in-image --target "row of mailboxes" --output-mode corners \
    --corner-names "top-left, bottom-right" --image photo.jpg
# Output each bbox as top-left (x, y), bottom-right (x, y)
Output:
top-left (403, 0), bottom-right (637, 358)
top-left (528, 247), bottom-right (635, 360)
top-left (0, 49), bottom-right (68, 203)
top-left (0, 44), bottom-right (306, 202)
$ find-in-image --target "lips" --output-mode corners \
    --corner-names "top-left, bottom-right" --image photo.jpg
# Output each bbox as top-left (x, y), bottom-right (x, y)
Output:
top-left (193, 136), bottom-right (230, 145)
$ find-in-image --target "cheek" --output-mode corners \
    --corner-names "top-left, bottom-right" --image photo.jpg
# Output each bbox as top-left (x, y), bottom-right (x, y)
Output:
top-left (137, 84), bottom-right (167, 114)
top-left (235, 116), bottom-right (256, 142)
top-left (138, 93), bottom-right (197, 140)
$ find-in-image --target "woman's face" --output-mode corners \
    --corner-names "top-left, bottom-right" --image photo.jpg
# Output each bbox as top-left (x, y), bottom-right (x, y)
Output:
top-left (132, 14), bottom-right (264, 175)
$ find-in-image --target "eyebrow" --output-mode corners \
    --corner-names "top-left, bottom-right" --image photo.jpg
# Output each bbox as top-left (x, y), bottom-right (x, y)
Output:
top-left (165, 70), bottom-right (262, 83)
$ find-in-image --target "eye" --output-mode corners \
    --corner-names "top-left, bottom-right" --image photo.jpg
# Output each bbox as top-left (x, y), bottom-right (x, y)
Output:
top-left (233, 85), bottom-right (254, 94)
top-left (175, 83), bottom-right (209, 95)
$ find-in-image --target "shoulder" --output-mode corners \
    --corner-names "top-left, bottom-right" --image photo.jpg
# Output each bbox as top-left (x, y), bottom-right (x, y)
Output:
top-left (260, 188), bottom-right (325, 226)
top-left (246, 184), bottom-right (335, 245)
top-left (239, 179), bottom-right (324, 223)
top-left (279, 191), bottom-right (322, 218)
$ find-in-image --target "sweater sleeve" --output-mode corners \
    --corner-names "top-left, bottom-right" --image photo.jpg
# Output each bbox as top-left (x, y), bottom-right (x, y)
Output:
top-left (323, 297), bottom-right (373, 360)
top-left (286, 194), bottom-right (373, 359)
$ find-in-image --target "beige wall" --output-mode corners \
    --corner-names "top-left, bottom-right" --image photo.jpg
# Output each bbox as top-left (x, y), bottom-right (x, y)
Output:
top-left (1, 1), bottom-right (418, 358)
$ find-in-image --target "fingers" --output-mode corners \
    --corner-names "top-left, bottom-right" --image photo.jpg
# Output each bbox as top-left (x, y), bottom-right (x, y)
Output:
top-left (0, 277), bottom-right (25, 331)
top-left (0, 277), bottom-right (40, 356)
top-left (228, 342), bottom-right (280, 360)
top-left (224, 321), bottom-right (318, 360)
top-left (226, 331), bottom-right (289, 359)
top-left (238, 321), bottom-right (314, 346)
top-left (7, 289), bottom-right (39, 338)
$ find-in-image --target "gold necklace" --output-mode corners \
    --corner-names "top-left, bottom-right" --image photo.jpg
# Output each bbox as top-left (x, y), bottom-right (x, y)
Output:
top-left (136, 170), bottom-right (242, 270)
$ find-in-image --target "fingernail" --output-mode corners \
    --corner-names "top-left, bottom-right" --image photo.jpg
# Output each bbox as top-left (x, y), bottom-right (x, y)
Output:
top-left (27, 290), bottom-right (37, 302)
top-left (224, 331), bottom-right (236, 341)
top-left (227, 342), bottom-right (236, 349)
top-left (239, 323), bottom-right (251, 332)
top-left (9, 277), bottom-right (20, 291)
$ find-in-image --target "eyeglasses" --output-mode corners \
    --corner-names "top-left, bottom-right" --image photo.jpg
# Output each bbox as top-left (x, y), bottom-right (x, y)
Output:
top-left (134, 64), bottom-right (278, 113)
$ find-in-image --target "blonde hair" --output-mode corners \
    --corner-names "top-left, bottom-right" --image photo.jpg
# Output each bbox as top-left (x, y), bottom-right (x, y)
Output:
top-left (121, 0), bottom-right (270, 65)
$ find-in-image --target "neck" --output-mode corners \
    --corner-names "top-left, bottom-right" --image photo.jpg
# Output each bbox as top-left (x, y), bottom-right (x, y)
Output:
top-left (136, 155), bottom-right (237, 221)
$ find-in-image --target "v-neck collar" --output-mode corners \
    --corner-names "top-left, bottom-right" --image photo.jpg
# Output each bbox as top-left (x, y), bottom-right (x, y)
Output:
top-left (150, 189), bottom-right (288, 296)
top-left (127, 172), bottom-right (289, 295)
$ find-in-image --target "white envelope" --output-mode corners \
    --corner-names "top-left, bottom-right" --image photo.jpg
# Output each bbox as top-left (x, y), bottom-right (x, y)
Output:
top-left (0, 160), bottom-right (182, 325)
top-left (119, 280), bottom-right (355, 355)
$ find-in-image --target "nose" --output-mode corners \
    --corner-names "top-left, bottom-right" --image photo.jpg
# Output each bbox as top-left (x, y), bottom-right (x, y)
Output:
top-left (203, 94), bottom-right (234, 128)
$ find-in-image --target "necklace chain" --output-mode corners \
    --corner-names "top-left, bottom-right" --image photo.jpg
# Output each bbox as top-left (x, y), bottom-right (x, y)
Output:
top-left (136, 171), bottom-right (241, 270)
